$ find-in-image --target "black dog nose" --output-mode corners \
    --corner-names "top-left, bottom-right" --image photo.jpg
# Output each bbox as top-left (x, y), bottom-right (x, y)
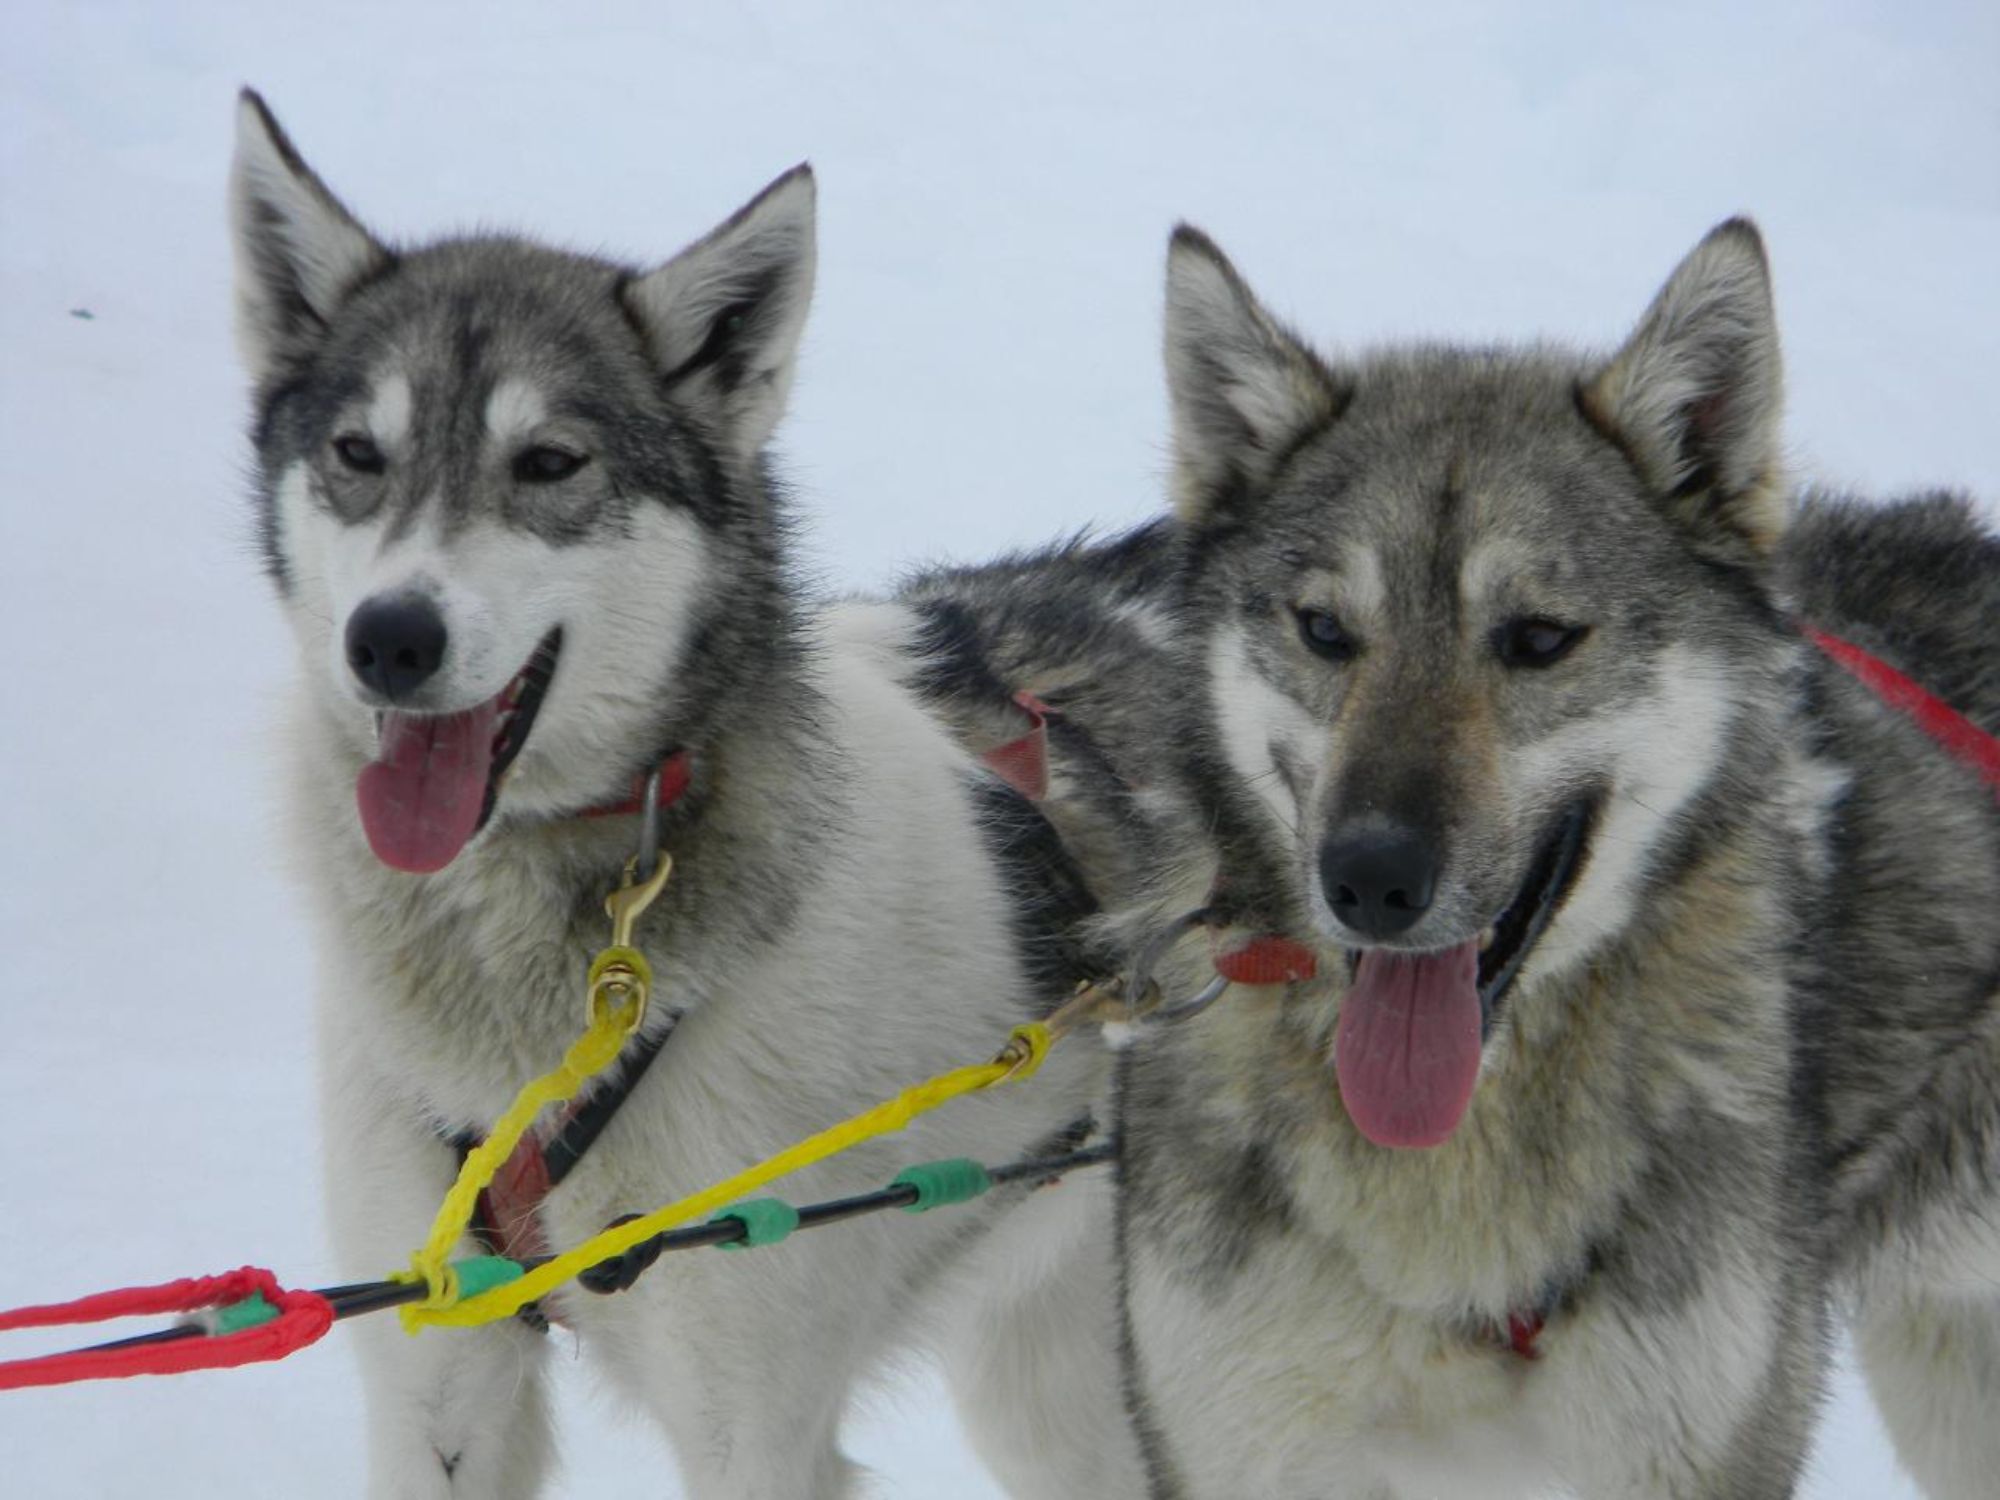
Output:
top-left (345, 594), bottom-right (447, 702)
top-left (1319, 826), bottom-right (1439, 939)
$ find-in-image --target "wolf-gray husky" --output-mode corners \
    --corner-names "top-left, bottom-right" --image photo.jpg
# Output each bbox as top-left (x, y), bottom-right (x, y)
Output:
top-left (228, 91), bottom-right (1153, 1498)
top-left (919, 223), bottom-right (2000, 1495)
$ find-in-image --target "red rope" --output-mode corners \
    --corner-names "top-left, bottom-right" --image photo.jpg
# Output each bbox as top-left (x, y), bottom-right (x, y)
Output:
top-left (1807, 628), bottom-right (2000, 798)
top-left (0, 1267), bottom-right (333, 1390)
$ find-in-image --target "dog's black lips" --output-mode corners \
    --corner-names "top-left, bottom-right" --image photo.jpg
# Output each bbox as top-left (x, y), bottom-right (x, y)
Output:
top-left (1474, 794), bottom-right (1599, 1026)
top-left (477, 626), bottom-right (563, 831)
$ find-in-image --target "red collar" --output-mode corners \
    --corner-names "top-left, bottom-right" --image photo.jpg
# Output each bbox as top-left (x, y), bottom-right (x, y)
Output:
top-left (570, 695), bottom-right (1050, 823)
top-left (577, 749), bottom-right (695, 820)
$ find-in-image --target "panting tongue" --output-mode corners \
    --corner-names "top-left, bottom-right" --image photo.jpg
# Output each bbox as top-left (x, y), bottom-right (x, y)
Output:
top-left (356, 701), bottom-right (504, 873)
top-left (1333, 939), bottom-right (1483, 1149)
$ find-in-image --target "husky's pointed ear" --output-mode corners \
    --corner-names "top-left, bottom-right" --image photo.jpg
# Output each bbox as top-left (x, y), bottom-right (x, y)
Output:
top-left (1581, 219), bottom-right (1786, 553)
top-left (624, 165), bottom-right (817, 461)
top-left (229, 89), bottom-right (390, 382)
top-left (1164, 226), bottom-right (1343, 522)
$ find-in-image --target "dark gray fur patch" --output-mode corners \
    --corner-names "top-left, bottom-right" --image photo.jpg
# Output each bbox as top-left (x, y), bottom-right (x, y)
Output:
top-left (961, 772), bottom-right (1101, 1009)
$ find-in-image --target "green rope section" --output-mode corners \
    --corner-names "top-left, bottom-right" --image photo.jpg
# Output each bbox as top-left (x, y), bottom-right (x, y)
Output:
top-left (211, 1292), bottom-right (278, 1335)
top-left (712, 1198), bottom-right (801, 1250)
top-left (451, 1255), bottom-right (526, 1301)
top-left (893, 1157), bottom-right (993, 1212)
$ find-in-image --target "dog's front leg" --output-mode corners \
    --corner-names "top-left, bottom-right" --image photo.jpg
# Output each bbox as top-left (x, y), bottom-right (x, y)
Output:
top-left (323, 1041), bottom-right (553, 1499)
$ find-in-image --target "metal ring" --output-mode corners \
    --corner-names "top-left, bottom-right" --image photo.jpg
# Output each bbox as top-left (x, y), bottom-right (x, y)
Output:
top-left (1126, 906), bottom-right (1228, 1025)
top-left (635, 769), bottom-right (664, 884)
top-left (1152, 973), bottom-right (1231, 1026)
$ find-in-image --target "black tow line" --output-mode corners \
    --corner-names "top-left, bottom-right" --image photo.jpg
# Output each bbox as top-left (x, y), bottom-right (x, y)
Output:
top-left (70, 1144), bottom-right (1116, 1358)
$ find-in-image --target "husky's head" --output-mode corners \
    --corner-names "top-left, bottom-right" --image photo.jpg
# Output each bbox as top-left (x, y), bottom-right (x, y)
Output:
top-left (1164, 220), bottom-right (1790, 1149)
top-left (230, 92), bottom-right (814, 873)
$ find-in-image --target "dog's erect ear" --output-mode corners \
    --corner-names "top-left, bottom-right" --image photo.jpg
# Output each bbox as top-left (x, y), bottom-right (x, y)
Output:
top-left (229, 89), bottom-right (391, 383)
top-left (1163, 226), bottom-right (1344, 523)
top-left (1581, 219), bottom-right (1786, 553)
top-left (624, 165), bottom-right (817, 462)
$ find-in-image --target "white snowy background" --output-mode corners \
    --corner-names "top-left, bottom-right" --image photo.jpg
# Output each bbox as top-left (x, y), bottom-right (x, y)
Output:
top-left (3, 2), bottom-right (1995, 1495)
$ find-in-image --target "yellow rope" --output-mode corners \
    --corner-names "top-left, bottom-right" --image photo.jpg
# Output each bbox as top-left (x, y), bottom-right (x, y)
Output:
top-left (393, 947), bottom-right (650, 1330)
top-left (397, 1015), bottom-right (1053, 1333)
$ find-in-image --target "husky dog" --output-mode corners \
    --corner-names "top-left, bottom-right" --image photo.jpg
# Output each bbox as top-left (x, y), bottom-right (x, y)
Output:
top-left (918, 222), bottom-right (1996, 1496)
top-left (229, 91), bottom-right (1151, 1499)
top-left (1780, 492), bottom-right (2000, 1500)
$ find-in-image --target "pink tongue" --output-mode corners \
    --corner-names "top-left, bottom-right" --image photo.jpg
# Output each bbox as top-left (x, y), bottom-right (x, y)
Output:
top-left (355, 700), bottom-right (504, 873)
top-left (1333, 939), bottom-right (1484, 1149)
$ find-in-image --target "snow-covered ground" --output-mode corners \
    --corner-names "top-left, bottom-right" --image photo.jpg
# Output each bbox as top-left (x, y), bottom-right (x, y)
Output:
top-left (2, 2), bottom-right (1993, 1494)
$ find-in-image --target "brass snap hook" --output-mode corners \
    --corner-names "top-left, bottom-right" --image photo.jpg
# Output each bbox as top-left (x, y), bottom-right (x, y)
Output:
top-left (587, 768), bottom-right (674, 1032)
top-left (605, 851), bottom-right (673, 952)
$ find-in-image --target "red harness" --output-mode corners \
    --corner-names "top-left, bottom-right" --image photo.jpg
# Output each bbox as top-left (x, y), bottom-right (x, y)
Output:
top-left (1808, 627), bottom-right (2000, 797)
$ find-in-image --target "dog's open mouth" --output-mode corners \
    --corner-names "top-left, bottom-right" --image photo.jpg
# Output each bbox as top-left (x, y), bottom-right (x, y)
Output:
top-left (1474, 795), bottom-right (1597, 1018)
top-left (1333, 796), bottom-right (1597, 1151)
top-left (355, 628), bottom-right (563, 873)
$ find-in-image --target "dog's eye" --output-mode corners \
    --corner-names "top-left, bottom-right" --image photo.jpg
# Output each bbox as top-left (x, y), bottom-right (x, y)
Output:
top-left (514, 445), bottom-right (589, 484)
top-left (1296, 608), bottom-right (1357, 662)
top-left (1496, 617), bottom-right (1587, 668)
top-left (332, 433), bottom-right (386, 475)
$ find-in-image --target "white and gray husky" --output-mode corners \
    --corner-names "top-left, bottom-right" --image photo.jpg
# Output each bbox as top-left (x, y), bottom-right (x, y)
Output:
top-left (229, 91), bottom-right (1150, 1498)
top-left (919, 222), bottom-right (2000, 1496)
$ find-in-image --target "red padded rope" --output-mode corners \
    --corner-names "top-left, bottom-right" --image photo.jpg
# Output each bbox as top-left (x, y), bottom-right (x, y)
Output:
top-left (0, 1267), bottom-right (333, 1389)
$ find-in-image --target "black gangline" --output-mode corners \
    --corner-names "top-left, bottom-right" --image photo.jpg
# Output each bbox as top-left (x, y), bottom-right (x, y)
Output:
top-left (68, 1145), bottom-right (1116, 1357)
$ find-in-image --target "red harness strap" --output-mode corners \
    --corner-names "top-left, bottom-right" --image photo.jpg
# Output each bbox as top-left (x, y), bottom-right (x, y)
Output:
top-left (980, 691), bottom-right (1052, 801)
top-left (477, 1132), bottom-right (561, 1264)
top-left (1505, 1307), bottom-right (1546, 1361)
top-left (1808, 627), bottom-right (2000, 798)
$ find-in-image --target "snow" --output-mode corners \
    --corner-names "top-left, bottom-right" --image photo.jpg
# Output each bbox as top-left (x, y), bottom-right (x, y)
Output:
top-left (1, 2), bottom-right (1993, 1494)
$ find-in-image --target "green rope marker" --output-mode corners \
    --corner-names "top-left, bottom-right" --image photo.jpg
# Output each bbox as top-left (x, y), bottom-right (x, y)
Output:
top-left (211, 1292), bottom-right (278, 1335)
top-left (711, 1198), bottom-right (800, 1250)
top-left (892, 1157), bottom-right (992, 1212)
top-left (451, 1255), bottom-right (526, 1301)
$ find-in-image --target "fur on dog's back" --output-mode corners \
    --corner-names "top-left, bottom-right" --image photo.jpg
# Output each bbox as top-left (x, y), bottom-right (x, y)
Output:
top-left (1787, 490), bottom-right (2000, 733)
top-left (1777, 490), bottom-right (2000, 1500)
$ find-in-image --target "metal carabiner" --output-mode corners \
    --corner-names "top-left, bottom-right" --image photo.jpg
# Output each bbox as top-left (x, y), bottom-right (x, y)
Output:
top-left (1126, 907), bottom-right (1232, 1026)
top-left (603, 769), bottom-right (672, 942)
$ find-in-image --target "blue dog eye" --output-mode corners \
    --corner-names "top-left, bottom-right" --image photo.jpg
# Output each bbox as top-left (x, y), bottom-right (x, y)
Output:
top-left (1296, 608), bottom-right (1356, 661)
